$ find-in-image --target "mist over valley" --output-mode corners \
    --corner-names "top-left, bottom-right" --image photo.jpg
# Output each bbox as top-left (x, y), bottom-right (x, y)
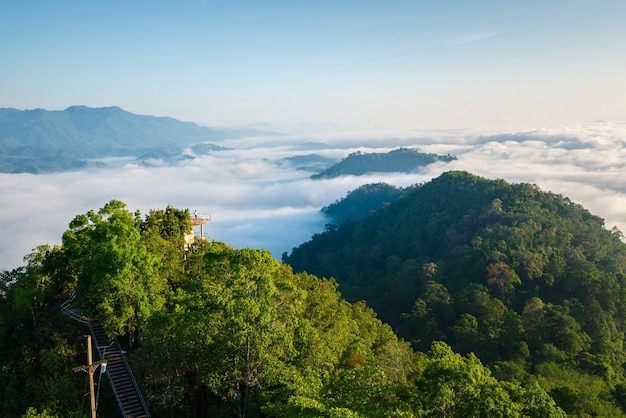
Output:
top-left (1, 108), bottom-right (625, 272)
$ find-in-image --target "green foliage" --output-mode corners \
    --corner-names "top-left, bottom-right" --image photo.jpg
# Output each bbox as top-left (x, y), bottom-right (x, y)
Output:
top-left (140, 242), bottom-right (417, 417)
top-left (63, 199), bottom-right (166, 339)
top-left (0, 294), bottom-right (85, 417)
top-left (22, 408), bottom-right (55, 418)
top-left (537, 362), bottom-right (624, 416)
top-left (311, 148), bottom-right (456, 179)
top-left (0, 201), bottom-right (196, 416)
top-left (413, 342), bottom-right (565, 417)
top-left (140, 205), bottom-right (191, 288)
top-left (322, 182), bottom-right (413, 225)
top-left (286, 170), bottom-right (626, 414)
top-left (0, 195), bottom-right (615, 416)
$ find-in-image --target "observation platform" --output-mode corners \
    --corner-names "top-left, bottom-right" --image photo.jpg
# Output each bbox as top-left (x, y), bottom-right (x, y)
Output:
top-left (186, 212), bottom-right (211, 247)
top-left (191, 213), bottom-right (211, 226)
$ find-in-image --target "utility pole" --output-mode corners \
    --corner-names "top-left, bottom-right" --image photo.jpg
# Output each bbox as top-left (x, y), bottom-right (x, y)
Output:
top-left (73, 335), bottom-right (107, 418)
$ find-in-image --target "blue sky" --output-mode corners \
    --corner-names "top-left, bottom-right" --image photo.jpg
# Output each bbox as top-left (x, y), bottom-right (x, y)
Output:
top-left (2, 0), bottom-right (625, 129)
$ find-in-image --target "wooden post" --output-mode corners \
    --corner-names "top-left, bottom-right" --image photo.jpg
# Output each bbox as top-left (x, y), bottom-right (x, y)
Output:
top-left (86, 335), bottom-right (96, 418)
top-left (73, 335), bottom-right (107, 418)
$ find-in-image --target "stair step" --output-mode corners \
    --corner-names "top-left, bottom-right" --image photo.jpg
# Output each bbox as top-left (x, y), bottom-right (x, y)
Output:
top-left (61, 296), bottom-right (151, 417)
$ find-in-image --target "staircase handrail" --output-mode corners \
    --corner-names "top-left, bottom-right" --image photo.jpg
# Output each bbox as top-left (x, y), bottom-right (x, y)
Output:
top-left (61, 290), bottom-right (151, 417)
top-left (112, 338), bottom-right (152, 417)
top-left (60, 291), bottom-right (91, 325)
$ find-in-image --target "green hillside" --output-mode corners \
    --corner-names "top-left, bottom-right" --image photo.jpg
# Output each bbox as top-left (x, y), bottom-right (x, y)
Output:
top-left (0, 199), bottom-right (565, 417)
top-left (286, 171), bottom-right (626, 416)
top-left (311, 147), bottom-right (456, 179)
top-left (322, 182), bottom-right (415, 225)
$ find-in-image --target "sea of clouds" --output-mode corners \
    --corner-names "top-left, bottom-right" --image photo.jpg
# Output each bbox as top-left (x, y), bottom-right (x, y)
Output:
top-left (1, 120), bottom-right (626, 271)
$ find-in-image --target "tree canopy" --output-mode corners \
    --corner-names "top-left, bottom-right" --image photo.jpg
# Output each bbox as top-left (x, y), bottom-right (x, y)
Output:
top-left (286, 170), bottom-right (626, 415)
top-left (63, 199), bottom-right (167, 339)
top-left (321, 182), bottom-right (415, 225)
top-left (0, 195), bottom-right (568, 417)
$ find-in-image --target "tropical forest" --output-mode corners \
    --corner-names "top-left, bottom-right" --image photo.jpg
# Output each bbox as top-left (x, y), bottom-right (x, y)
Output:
top-left (3, 171), bottom-right (626, 417)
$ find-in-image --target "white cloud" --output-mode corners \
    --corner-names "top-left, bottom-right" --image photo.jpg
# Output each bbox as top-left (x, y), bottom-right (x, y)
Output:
top-left (1, 121), bottom-right (626, 270)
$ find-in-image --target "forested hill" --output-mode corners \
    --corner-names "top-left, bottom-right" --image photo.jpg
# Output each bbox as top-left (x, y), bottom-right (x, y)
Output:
top-left (321, 182), bottom-right (414, 224)
top-left (311, 147), bottom-right (456, 179)
top-left (285, 170), bottom-right (626, 415)
top-left (0, 106), bottom-right (238, 173)
top-left (0, 199), bottom-right (566, 417)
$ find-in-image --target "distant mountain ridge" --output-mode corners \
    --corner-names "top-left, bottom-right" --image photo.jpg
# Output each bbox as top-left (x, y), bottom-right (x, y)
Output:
top-left (0, 106), bottom-right (249, 173)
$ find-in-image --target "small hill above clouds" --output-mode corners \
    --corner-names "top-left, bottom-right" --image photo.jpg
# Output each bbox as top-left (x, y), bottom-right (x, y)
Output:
top-left (277, 153), bottom-right (338, 172)
top-left (311, 147), bottom-right (457, 179)
top-left (0, 106), bottom-right (242, 173)
top-left (322, 182), bottom-right (415, 224)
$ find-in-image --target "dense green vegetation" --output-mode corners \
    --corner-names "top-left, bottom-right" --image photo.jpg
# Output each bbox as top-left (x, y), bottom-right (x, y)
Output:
top-left (1, 197), bottom-right (566, 417)
top-left (286, 171), bottom-right (626, 416)
top-left (0, 106), bottom-right (235, 173)
top-left (322, 182), bottom-right (415, 225)
top-left (311, 147), bottom-right (456, 179)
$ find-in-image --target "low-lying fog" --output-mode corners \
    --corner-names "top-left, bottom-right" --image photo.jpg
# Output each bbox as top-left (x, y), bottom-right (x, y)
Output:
top-left (2, 120), bottom-right (626, 271)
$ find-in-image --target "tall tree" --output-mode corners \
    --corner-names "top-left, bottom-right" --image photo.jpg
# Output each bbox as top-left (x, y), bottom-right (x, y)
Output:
top-left (140, 205), bottom-right (191, 288)
top-left (413, 341), bottom-right (566, 417)
top-left (63, 200), bottom-right (165, 340)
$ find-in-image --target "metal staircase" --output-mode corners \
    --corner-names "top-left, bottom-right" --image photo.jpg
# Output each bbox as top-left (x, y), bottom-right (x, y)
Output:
top-left (61, 293), bottom-right (151, 418)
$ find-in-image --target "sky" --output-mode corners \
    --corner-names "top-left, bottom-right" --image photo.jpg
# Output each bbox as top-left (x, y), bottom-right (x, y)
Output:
top-left (1, 0), bottom-right (625, 129)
